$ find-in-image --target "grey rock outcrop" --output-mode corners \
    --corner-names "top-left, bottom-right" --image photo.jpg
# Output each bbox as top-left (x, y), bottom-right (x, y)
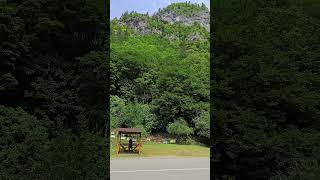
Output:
top-left (187, 32), bottom-right (204, 41)
top-left (117, 4), bottom-right (210, 40)
top-left (154, 10), bottom-right (210, 32)
top-left (119, 17), bottom-right (151, 35)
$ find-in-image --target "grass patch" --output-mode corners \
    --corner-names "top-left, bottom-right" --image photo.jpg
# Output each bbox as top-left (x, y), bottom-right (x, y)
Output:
top-left (110, 141), bottom-right (209, 159)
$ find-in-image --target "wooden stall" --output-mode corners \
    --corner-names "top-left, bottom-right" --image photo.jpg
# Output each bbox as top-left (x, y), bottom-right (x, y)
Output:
top-left (115, 128), bottom-right (142, 154)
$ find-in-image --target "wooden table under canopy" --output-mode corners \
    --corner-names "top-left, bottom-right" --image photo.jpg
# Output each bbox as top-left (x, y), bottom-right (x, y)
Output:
top-left (115, 128), bottom-right (142, 154)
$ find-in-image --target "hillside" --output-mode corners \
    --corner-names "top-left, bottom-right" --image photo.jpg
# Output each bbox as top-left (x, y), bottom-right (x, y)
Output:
top-left (212, 0), bottom-right (320, 179)
top-left (155, 2), bottom-right (210, 31)
top-left (110, 2), bottom-right (210, 145)
top-left (0, 0), bottom-right (108, 178)
top-left (113, 2), bottom-right (209, 39)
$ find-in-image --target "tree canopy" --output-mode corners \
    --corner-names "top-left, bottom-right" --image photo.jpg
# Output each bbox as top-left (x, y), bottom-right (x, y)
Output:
top-left (0, 0), bottom-right (108, 179)
top-left (212, 0), bottom-right (320, 179)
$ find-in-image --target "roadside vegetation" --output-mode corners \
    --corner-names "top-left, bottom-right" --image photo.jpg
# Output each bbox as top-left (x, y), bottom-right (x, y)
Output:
top-left (0, 0), bottom-right (108, 179)
top-left (212, 0), bottom-right (320, 179)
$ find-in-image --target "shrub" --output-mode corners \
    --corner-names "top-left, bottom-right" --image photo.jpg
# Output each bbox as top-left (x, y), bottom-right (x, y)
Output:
top-left (166, 118), bottom-right (194, 143)
top-left (194, 111), bottom-right (210, 142)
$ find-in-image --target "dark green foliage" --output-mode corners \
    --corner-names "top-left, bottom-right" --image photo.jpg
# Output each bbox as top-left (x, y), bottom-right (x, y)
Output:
top-left (0, 0), bottom-right (108, 179)
top-left (0, 106), bottom-right (47, 179)
top-left (37, 132), bottom-right (108, 179)
top-left (167, 119), bottom-right (194, 143)
top-left (194, 111), bottom-right (209, 142)
top-left (212, 0), bottom-right (320, 179)
top-left (110, 95), bottom-right (156, 135)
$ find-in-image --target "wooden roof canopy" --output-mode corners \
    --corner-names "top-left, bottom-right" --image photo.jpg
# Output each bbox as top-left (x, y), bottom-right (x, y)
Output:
top-left (116, 128), bottom-right (142, 134)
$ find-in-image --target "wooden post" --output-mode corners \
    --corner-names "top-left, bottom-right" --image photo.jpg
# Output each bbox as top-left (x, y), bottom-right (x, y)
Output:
top-left (116, 131), bottom-right (121, 155)
top-left (139, 133), bottom-right (142, 155)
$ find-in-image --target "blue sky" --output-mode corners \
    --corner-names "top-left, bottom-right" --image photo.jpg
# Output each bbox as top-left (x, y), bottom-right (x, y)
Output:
top-left (111, 0), bottom-right (210, 19)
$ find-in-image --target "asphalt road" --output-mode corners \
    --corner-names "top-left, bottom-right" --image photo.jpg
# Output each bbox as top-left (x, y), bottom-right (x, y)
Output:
top-left (110, 157), bottom-right (210, 180)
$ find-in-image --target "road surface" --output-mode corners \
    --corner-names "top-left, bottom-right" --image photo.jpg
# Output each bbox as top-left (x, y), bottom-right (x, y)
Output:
top-left (110, 157), bottom-right (210, 180)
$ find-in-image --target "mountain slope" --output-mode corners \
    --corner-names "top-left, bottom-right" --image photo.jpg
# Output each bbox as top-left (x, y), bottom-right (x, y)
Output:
top-left (110, 2), bottom-right (210, 145)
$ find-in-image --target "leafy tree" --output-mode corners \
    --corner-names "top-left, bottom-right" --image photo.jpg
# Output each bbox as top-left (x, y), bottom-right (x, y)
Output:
top-left (110, 95), bottom-right (126, 129)
top-left (0, 0), bottom-right (109, 179)
top-left (194, 111), bottom-right (210, 142)
top-left (212, 0), bottom-right (320, 178)
top-left (167, 119), bottom-right (194, 143)
top-left (37, 132), bottom-right (108, 179)
top-left (0, 105), bottom-right (48, 179)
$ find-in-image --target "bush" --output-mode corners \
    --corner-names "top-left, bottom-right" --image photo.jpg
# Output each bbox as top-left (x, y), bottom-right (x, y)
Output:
top-left (37, 132), bottom-right (108, 179)
top-left (183, 137), bottom-right (199, 145)
top-left (110, 95), bottom-right (126, 129)
top-left (194, 111), bottom-right (210, 142)
top-left (0, 105), bottom-right (48, 179)
top-left (167, 119), bottom-right (194, 144)
top-left (134, 125), bottom-right (149, 137)
top-left (110, 96), bottom-right (156, 135)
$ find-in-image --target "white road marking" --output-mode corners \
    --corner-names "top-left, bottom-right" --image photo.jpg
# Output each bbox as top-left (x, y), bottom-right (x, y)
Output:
top-left (111, 168), bottom-right (209, 173)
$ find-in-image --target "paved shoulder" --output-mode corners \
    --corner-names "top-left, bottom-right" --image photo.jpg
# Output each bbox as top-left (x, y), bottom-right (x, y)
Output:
top-left (111, 157), bottom-right (210, 180)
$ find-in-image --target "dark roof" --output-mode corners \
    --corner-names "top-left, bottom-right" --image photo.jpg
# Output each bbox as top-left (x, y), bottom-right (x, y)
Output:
top-left (116, 128), bottom-right (141, 134)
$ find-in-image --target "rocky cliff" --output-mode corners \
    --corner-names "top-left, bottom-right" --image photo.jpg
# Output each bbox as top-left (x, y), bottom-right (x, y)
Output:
top-left (115, 2), bottom-right (210, 40)
top-left (154, 3), bottom-right (210, 31)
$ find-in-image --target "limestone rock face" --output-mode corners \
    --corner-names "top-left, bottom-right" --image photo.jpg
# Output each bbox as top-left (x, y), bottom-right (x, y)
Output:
top-left (187, 32), bottom-right (205, 41)
top-left (154, 9), bottom-right (210, 32)
top-left (119, 17), bottom-right (151, 34)
top-left (117, 3), bottom-right (210, 41)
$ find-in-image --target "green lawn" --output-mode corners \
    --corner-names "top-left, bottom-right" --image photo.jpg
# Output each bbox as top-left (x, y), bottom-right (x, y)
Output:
top-left (110, 142), bottom-right (210, 159)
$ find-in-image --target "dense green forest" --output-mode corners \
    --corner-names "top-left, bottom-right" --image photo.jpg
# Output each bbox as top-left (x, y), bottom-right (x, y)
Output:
top-left (2, 0), bottom-right (320, 179)
top-left (212, 0), bottom-right (320, 179)
top-left (110, 2), bottom-right (210, 145)
top-left (0, 0), bottom-right (108, 179)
